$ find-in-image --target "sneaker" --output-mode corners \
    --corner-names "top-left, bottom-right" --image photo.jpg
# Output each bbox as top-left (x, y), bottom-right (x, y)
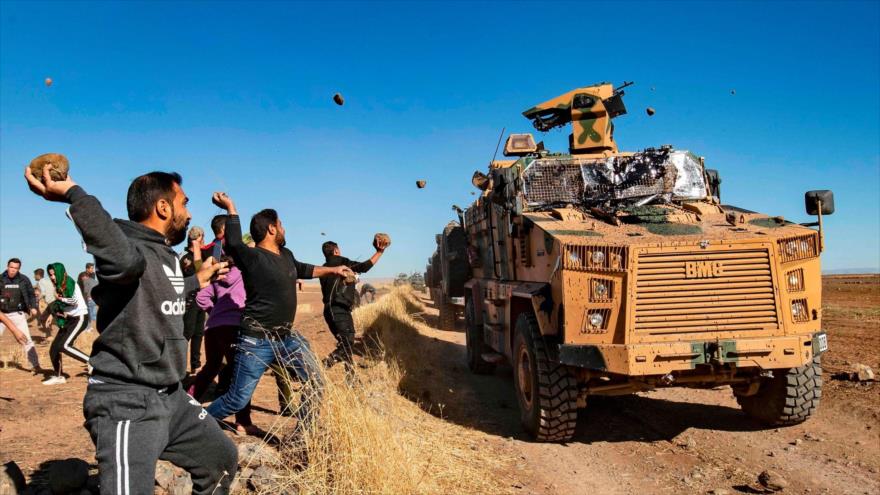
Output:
top-left (42, 376), bottom-right (67, 385)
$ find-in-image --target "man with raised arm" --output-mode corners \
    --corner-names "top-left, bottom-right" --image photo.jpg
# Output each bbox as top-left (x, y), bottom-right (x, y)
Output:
top-left (24, 166), bottom-right (237, 495)
top-left (320, 238), bottom-right (389, 368)
top-left (207, 192), bottom-right (353, 434)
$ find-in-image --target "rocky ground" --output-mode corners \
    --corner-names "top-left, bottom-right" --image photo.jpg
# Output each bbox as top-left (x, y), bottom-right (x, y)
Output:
top-left (1, 277), bottom-right (877, 494)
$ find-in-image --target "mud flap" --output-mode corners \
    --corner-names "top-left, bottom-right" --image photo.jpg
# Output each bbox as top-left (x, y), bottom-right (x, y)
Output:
top-left (558, 345), bottom-right (607, 370)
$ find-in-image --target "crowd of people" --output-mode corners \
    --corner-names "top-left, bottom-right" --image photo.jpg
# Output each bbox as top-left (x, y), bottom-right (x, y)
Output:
top-left (1, 257), bottom-right (99, 383)
top-left (16, 164), bottom-right (389, 494)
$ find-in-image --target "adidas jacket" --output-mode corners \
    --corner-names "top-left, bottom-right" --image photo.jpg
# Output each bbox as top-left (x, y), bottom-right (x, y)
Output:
top-left (65, 186), bottom-right (197, 387)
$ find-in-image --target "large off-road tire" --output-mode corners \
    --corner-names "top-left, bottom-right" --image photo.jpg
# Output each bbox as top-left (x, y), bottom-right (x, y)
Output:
top-left (736, 356), bottom-right (822, 426)
top-left (438, 301), bottom-right (457, 331)
top-left (465, 297), bottom-right (495, 374)
top-left (513, 312), bottom-right (578, 442)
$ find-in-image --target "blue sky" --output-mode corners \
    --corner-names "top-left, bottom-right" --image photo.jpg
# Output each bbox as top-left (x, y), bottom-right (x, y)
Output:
top-left (1, 1), bottom-right (878, 278)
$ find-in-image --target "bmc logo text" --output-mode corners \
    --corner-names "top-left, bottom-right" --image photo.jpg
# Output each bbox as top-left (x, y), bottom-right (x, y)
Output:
top-left (685, 261), bottom-right (723, 278)
top-left (161, 297), bottom-right (186, 316)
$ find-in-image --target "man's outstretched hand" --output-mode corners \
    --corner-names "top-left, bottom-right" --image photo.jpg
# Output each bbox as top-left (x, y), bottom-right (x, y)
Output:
top-left (197, 257), bottom-right (230, 288)
top-left (211, 192), bottom-right (237, 215)
top-left (24, 165), bottom-right (77, 202)
top-left (332, 265), bottom-right (355, 279)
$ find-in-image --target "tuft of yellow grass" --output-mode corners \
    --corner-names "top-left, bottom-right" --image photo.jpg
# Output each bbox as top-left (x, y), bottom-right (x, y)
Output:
top-left (240, 287), bottom-right (514, 494)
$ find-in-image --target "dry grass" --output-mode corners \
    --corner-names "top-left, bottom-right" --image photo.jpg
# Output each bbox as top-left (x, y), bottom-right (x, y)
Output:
top-left (239, 287), bottom-right (514, 495)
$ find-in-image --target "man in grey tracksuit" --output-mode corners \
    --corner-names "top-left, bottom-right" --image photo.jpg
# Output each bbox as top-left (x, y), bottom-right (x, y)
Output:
top-left (25, 166), bottom-right (237, 495)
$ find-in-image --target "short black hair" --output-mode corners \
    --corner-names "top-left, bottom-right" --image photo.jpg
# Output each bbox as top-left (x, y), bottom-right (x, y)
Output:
top-left (86, 262), bottom-right (94, 269)
top-left (322, 241), bottom-right (338, 259)
top-left (211, 215), bottom-right (228, 236)
top-left (7, 258), bottom-right (20, 266)
top-left (249, 209), bottom-right (279, 244)
top-left (126, 172), bottom-right (183, 222)
top-left (34, 268), bottom-right (44, 277)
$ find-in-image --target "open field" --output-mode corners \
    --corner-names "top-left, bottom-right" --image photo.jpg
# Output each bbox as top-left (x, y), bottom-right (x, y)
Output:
top-left (1, 277), bottom-right (877, 494)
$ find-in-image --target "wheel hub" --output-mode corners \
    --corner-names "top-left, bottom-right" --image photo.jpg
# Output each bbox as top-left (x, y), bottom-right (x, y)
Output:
top-left (517, 343), bottom-right (534, 409)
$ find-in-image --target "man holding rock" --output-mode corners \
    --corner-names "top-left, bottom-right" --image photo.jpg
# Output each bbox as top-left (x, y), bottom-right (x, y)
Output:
top-left (25, 164), bottom-right (238, 495)
top-left (320, 235), bottom-right (389, 368)
top-left (207, 192), bottom-right (353, 433)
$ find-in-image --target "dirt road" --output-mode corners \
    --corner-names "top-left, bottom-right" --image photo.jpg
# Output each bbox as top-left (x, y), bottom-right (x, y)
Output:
top-left (1, 278), bottom-right (877, 494)
top-left (400, 276), bottom-right (879, 495)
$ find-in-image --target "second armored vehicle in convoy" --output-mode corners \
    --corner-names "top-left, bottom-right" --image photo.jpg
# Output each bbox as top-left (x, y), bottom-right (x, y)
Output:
top-left (426, 222), bottom-right (470, 330)
top-left (436, 82), bottom-right (834, 441)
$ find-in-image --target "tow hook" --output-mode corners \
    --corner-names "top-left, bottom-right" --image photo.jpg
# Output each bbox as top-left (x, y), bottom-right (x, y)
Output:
top-left (660, 373), bottom-right (675, 386)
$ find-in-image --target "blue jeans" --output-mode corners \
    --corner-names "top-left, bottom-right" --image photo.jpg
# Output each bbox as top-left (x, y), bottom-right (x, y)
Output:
top-left (87, 300), bottom-right (97, 323)
top-left (206, 332), bottom-right (324, 430)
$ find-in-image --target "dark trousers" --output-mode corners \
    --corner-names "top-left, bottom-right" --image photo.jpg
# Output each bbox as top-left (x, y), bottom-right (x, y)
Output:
top-left (49, 314), bottom-right (90, 376)
top-left (84, 380), bottom-right (237, 495)
top-left (323, 305), bottom-right (355, 363)
top-left (189, 325), bottom-right (252, 426)
top-left (183, 305), bottom-right (205, 371)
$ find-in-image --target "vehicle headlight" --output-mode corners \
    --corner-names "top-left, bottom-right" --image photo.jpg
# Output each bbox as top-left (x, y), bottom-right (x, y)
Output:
top-left (591, 251), bottom-right (606, 265)
top-left (594, 282), bottom-right (608, 299)
top-left (568, 251), bottom-right (581, 266)
top-left (786, 269), bottom-right (805, 291)
top-left (791, 299), bottom-right (809, 322)
top-left (589, 312), bottom-right (604, 328)
top-left (785, 241), bottom-right (798, 256)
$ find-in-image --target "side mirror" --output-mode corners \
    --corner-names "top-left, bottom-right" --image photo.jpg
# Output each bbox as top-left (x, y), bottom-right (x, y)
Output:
top-left (805, 190), bottom-right (834, 216)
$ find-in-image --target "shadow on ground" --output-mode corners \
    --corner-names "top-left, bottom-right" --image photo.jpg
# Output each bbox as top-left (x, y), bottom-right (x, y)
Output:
top-left (382, 295), bottom-right (768, 445)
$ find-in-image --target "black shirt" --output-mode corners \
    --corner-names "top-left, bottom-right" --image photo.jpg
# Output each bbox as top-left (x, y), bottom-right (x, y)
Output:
top-left (224, 215), bottom-right (315, 333)
top-left (321, 255), bottom-right (374, 309)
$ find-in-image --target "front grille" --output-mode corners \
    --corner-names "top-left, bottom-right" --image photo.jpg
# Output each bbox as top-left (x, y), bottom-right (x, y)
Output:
top-left (634, 249), bottom-right (779, 335)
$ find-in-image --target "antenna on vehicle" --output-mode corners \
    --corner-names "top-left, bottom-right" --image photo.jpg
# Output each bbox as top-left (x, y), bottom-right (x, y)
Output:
top-left (490, 127), bottom-right (506, 164)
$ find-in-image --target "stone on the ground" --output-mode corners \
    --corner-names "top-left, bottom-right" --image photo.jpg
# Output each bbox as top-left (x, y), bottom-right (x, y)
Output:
top-left (708, 489), bottom-right (730, 495)
top-left (155, 460), bottom-right (176, 490)
top-left (1, 461), bottom-right (27, 494)
top-left (48, 458), bottom-right (89, 494)
top-left (677, 436), bottom-right (696, 450)
top-left (237, 442), bottom-right (282, 467)
top-left (168, 474), bottom-right (192, 495)
top-left (758, 470), bottom-right (788, 492)
top-left (229, 466), bottom-right (254, 493)
top-left (853, 364), bottom-right (874, 382)
top-left (248, 465), bottom-right (276, 492)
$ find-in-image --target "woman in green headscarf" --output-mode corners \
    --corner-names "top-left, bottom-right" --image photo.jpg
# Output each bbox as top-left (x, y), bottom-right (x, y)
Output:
top-left (44, 262), bottom-right (91, 385)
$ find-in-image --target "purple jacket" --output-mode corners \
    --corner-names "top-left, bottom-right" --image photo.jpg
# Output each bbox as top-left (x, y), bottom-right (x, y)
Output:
top-left (196, 267), bottom-right (245, 330)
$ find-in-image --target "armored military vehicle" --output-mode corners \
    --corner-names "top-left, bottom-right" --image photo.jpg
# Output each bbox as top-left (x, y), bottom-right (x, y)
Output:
top-left (426, 222), bottom-right (470, 330)
top-left (393, 273), bottom-right (410, 287)
top-left (447, 82), bottom-right (834, 441)
top-left (409, 273), bottom-right (426, 292)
